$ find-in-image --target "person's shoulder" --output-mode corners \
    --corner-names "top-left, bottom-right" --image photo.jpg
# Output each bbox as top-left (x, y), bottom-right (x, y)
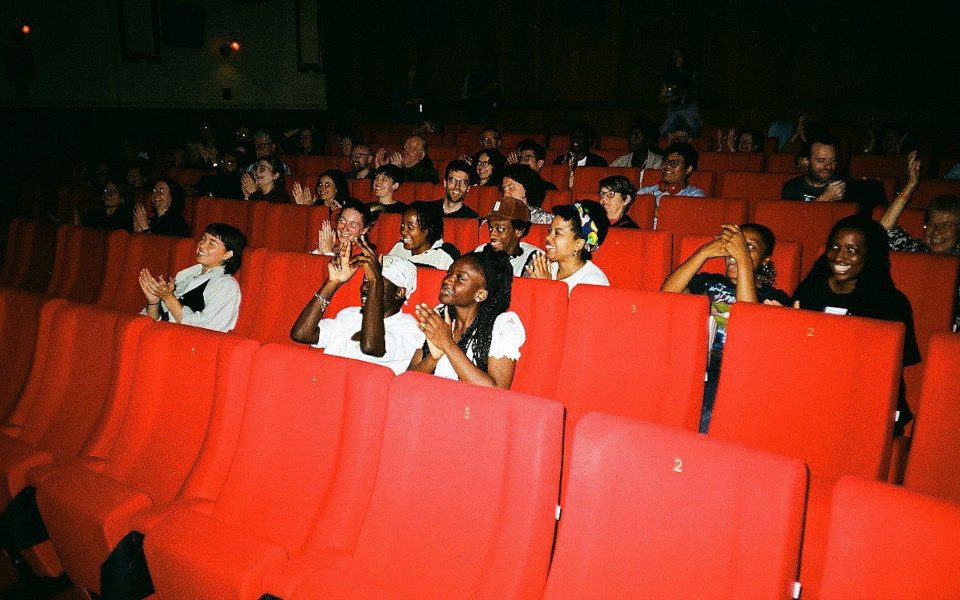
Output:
top-left (759, 284), bottom-right (791, 305)
top-left (684, 185), bottom-right (706, 197)
top-left (587, 153), bottom-right (609, 167)
top-left (636, 184), bottom-right (658, 195)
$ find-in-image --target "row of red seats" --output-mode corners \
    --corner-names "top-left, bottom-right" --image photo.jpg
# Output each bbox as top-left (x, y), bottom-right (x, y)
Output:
top-left (3, 213), bottom-right (956, 416)
top-left (1, 290), bottom-right (958, 597)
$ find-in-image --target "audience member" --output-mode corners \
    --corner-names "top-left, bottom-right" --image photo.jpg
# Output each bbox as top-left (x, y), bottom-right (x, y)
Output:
top-left (410, 249), bottom-right (523, 389)
top-left (369, 164), bottom-right (407, 217)
top-left (636, 142), bottom-right (706, 213)
top-left (81, 179), bottom-right (135, 232)
top-left (527, 200), bottom-right (610, 294)
top-left (863, 121), bottom-right (911, 155)
top-left (314, 199), bottom-right (374, 255)
top-left (388, 201), bottom-right (459, 269)
top-left (479, 126), bottom-right (502, 150)
top-left (792, 215), bottom-right (920, 434)
top-left (283, 125), bottom-right (321, 155)
top-left (661, 223), bottom-right (790, 432)
top-left (716, 128), bottom-right (762, 152)
top-left (375, 135), bottom-right (439, 183)
top-left (507, 138), bottom-right (557, 190)
top-left (138, 222), bottom-right (247, 332)
top-left (611, 120), bottom-right (664, 169)
top-left (133, 178), bottom-right (190, 237)
top-left (246, 131), bottom-right (291, 175)
top-left (292, 168), bottom-right (350, 209)
top-left (475, 196), bottom-right (541, 276)
top-left (194, 151), bottom-right (243, 199)
top-left (346, 144), bottom-right (375, 179)
top-left (780, 135), bottom-right (885, 215)
top-left (501, 164), bottom-right (551, 224)
top-left (598, 175), bottom-right (640, 228)
top-left (435, 160), bottom-right (479, 218)
top-left (126, 163), bottom-right (150, 192)
top-left (551, 123), bottom-right (608, 167)
top-left (242, 156), bottom-right (291, 203)
top-left (473, 148), bottom-right (506, 188)
top-left (659, 47), bottom-right (701, 135)
top-left (291, 240), bottom-right (424, 375)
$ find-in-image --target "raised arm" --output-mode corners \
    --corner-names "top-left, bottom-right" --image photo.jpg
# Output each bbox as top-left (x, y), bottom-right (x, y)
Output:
top-left (290, 242), bottom-right (356, 344)
top-left (661, 236), bottom-right (727, 293)
top-left (880, 151), bottom-right (921, 231)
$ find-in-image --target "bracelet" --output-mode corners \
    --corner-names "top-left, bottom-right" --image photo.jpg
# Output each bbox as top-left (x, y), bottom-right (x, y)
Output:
top-left (314, 292), bottom-right (330, 312)
top-left (147, 302), bottom-right (159, 306)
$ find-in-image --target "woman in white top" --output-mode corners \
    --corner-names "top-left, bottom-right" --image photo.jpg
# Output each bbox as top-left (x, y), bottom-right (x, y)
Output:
top-left (387, 200), bottom-right (459, 270)
top-left (526, 200), bottom-right (610, 294)
top-left (138, 222), bottom-right (247, 332)
top-left (410, 249), bottom-right (525, 389)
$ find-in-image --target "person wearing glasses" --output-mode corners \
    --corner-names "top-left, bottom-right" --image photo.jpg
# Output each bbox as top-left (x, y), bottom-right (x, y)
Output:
top-left (597, 175), bottom-right (640, 229)
top-left (81, 179), bottom-right (135, 231)
top-left (635, 141), bottom-right (705, 205)
top-left (472, 148), bottom-right (506, 188)
top-left (195, 151), bottom-right (244, 199)
top-left (346, 144), bottom-right (375, 180)
top-left (133, 178), bottom-right (190, 237)
top-left (434, 160), bottom-right (479, 218)
top-left (880, 152), bottom-right (960, 329)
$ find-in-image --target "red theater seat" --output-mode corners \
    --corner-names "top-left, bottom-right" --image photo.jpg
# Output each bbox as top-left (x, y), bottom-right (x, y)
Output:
top-left (903, 333), bottom-right (960, 504)
top-left (627, 193), bottom-right (656, 229)
top-left (501, 133), bottom-right (544, 150)
top-left (248, 202), bottom-right (328, 253)
top-left (592, 229), bottom-right (672, 291)
top-left (233, 248), bottom-right (360, 345)
top-left (709, 302), bottom-right (905, 599)
top-left (95, 233), bottom-right (196, 314)
top-left (570, 166), bottom-right (642, 197)
top-left (0, 218), bottom-right (58, 293)
top-left (872, 205), bottom-right (925, 239)
top-left (367, 211), bottom-right (401, 252)
top-left (46, 226), bottom-right (126, 303)
top-left (442, 218), bottom-right (479, 254)
top-left (849, 153), bottom-right (909, 183)
top-left (539, 164), bottom-right (571, 191)
top-left (34, 324), bottom-right (259, 594)
top-left (678, 234), bottom-right (803, 296)
top-left (766, 152), bottom-right (800, 174)
top-left (657, 196), bottom-right (750, 264)
top-left (347, 178), bottom-right (373, 202)
top-left (719, 171), bottom-right (796, 203)
top-left (818, 476), bottom-right (960, 600)
top-left (264, 372), bottom-right (563, 600)
top-left (556, 286), bottom-right (709, 486)
top-left (0, 291), bottom-right (65, 422)
top-left (143, 347), bottom-right (394, 600)
top-left (910, 178), bottom-right (960, 209)
top-left (394, 182), bottom-right (436, 204)
top-left (191, 197), bottom-right (255, 240)
top-left (0, 305), bottom-right (148, 512)
top-left (697, 152), bottom-right (764, 190)
top-left (751, 200), bottom-right (858, 275)
top-left (545, 413), bottom-right (807, 600)
top-left (541, 189), bottom-right (572, 212)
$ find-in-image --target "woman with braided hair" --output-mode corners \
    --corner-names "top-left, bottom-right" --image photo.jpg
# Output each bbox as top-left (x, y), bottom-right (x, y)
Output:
top-left (409, 248), bottom-right (525, 389)
top-left (526, 200), bottom-right (610, 295)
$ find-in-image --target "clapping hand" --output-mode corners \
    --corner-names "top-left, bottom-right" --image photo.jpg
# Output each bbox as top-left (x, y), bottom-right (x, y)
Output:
top-left (133, 204), bottom-right (150, 232)
top-left (240, 172), bottom-right (257, 198)
top-left (292, 182), bottom-right (316, 205)
top-left (415, 303), bottom-right (454, 360)
top-left (525, 251), bottom-right (552, 279)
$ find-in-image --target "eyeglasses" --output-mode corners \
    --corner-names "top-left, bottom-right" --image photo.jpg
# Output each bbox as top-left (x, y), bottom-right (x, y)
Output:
top-left (447, 177), bottom-right (470, 188)
top-left (662, 159), bottom-right (685, 169)
top-left (350, 153), bottom-right (370, 159)
top-left (923, 220), bottom-right (960, 231)
top-left (476, 159), bottom-right (491, 166)
top-left (598, 190), bottom-right (619, 199)
top-left (103, 188), bottom-right (119, 196)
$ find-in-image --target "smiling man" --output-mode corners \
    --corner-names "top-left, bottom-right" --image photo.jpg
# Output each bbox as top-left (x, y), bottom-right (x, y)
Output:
top-left (474, 196), bottom-right (540, 276)
top-left (781, 135), bottom-right (885, 215)
top-left (434, 160), bottom-right (478, 218)
top-left (636, 141), bottom-right (706, 205)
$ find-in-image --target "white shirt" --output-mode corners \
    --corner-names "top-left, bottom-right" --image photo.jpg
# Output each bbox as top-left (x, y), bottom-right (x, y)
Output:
top-left (314, 307), bottom-right (424, 375)
top-left (145, 264), bottom-right (241, 332)
top-left (388, 239), bottom-right (456, 270)
top-left (474, 242), bottom-right (541, 277)
top-left (433, 311), bottom-right (526, 381)
top-left (610, 149), bottom-right (664, 169)
top-left (550, 260), bottom-right (610, 295)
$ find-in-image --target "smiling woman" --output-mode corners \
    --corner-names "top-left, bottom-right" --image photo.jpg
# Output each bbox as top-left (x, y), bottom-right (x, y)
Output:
top-left (793, 214), bottom-right (920, 433)
top-left (139, 222), bottom-right (247, 332)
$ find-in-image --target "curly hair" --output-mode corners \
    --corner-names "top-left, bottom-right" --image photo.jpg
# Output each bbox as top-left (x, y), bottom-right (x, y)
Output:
top-left (445, 248), bottom-right (514, 373)
top-left (317, 168), bottom-right (351, 204)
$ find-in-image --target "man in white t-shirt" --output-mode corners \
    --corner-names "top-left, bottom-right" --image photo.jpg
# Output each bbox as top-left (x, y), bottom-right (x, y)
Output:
top-left (291, 239), bottom-right (424, 374)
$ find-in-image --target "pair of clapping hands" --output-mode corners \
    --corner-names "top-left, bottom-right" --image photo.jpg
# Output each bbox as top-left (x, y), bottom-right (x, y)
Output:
top-left (139, 268), bottom-right (175, 304)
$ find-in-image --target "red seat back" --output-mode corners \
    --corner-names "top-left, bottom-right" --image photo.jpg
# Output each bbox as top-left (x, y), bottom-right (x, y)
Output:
top-left (849, 153), bottom-right (908, 183)
top-left (570, 166), bottom-right (642, 197)
top-left (719, 171), bottom-right (796, 203)
top-left (442, 218), bottom-right (479, 255)
top-left (904, 333), bottom-right (960, 503)
top-left (710, 302), bottom-right (903, 482)
top-left (96, 233), bottom-right (196, 313)
top-left (765, 152), bottom-right (800, 174)
top-left (592, 229), bottom-right (672, 291)
top-left (539, 164), bottom-right (571, 190)
top-left (191, 197), bottom-right (254, 240)
top-left (819, 476), bottom-right (960, 599)
top-left (0, 291), bottom-right (65, 421)
top-left (627, 194), bottom-right (657, 229)
top-left (910, 179), bottom-right (960, 210)
top-left (46, 226), bottom-right (126, 303)
top-left (248, 202), bottom-right (328, 252)
top-left (657, 196), bottom-right (750, 264)
top-left (546, 413), bottom-right (807, 600)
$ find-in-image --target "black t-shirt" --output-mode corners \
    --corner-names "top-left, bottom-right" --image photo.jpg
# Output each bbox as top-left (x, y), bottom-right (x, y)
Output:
top-left (195, 172), bottom-right (243, 200)
top-left (148, 212), bottom-right (191, 237)
top-left (370, 200), bottom-right (408, 217)
top-left (433, 199), bottom-right (478, 219)
top-left (780, 176), bottom-right (886, 216)
top-left (609, 213), bottom-right (640, 229)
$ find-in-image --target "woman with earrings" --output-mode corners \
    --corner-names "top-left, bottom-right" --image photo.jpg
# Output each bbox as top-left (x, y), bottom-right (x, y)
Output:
top-left (526, 200), bottom-right (610, 294)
